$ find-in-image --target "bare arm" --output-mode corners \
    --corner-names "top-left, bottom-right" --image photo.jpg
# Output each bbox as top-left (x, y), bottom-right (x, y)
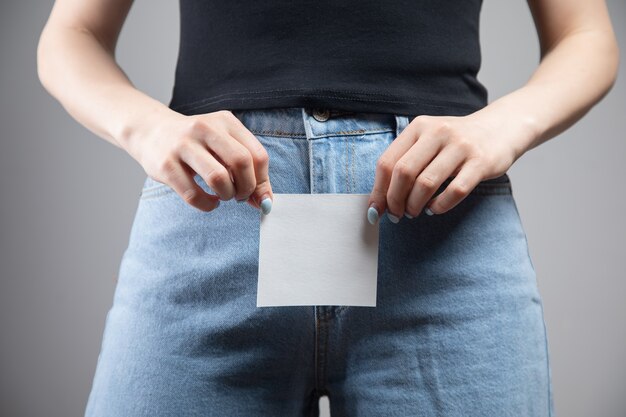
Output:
top-left (37, 0), bottom-right (274, 213)
top-left (36, 0), bottom-right (162, 150)
top-left (478, 0), bottom-right (620, 158)
top-left (367, 0), bottom-right (620, 222)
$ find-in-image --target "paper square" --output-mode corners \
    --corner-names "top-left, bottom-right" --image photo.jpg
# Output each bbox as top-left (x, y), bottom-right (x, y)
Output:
top-left (257, 193), bottom-right (379, 307)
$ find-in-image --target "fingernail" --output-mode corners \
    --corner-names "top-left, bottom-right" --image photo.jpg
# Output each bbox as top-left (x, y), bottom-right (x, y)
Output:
top-left (236, 198), bottom-right (247, 203)
top-left (387, 212), bottom-right (400, 224)
top-left (404, 212), bottom-right (413, 219)
top-left (424, 207), bottom-right (434, 216)
top-left (260, 197), bottom-right (272, 215)
top-left (215, 200), bottom-right (221, 208)
top-left (367, 205), bottom-right (379, 225)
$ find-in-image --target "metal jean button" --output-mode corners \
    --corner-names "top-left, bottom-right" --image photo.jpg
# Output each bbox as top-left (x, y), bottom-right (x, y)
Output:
top-left (312, 108), bottom-right (331, 122)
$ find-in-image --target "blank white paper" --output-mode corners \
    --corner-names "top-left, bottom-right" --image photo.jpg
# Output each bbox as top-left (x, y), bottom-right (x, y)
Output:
top-left (257, 193), bottom-right (379, 307)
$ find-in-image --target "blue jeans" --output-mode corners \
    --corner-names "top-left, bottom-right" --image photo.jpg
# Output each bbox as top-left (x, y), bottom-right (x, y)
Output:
top-left (84, 107), bottom-right (553, 417)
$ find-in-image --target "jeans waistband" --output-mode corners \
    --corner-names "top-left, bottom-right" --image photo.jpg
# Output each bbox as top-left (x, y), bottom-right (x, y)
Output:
top-left (231, 107), bottom-right (413, 140)
top-left (230, 107), bottom-right (510, 184)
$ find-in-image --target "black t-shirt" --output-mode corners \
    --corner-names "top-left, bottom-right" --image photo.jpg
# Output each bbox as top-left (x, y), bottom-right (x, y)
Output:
top-left (168, 0), bottom-right (488, 117)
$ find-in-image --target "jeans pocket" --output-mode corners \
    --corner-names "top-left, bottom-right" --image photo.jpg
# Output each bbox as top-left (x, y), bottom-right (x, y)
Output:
top-left (139, 175), bottom-right (177, 200)
top-left (429, 173), bottom-right (512, 200)
top-left (470, 173), bottom-right (513, 195)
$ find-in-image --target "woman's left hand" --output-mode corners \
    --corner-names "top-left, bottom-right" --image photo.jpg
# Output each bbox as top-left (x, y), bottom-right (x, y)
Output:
top-left (367, 112), bottom-right (525, 223)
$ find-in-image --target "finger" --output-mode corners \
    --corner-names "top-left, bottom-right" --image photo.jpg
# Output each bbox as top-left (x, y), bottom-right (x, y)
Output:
top-left (199, 126), bottom-right (257, 202)
top-left (404, 145), bottom-right (466, 218)
top-left (385, 135), bottom-right (442, 220)
top-left (163, 159), bottom-right (221, 212)
top-left (367, 122), bottom-right (422, 223)
top-left (179, 140), bottom-right (236, 200)
top-left (227, 119), bottom-right (273, 213)
top-left (425, 161), bottom-right (484, 215)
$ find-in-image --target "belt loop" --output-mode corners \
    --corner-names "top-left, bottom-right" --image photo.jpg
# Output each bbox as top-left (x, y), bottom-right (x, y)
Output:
top-left (394, 115), bottom-right (410, 138)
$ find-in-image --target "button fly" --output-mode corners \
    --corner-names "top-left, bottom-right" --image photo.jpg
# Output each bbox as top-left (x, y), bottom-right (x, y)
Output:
top-left (312, 108), bottom-right (331, 122)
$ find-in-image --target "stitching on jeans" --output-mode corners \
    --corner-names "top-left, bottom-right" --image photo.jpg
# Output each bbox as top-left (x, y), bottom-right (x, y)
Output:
top-left (314, 306), bottom-right (320, 391)
top-left (171, 87), bottom-right (481, 112)
top-left (336, 129), bottom-right (366, 135)
top-left (310, 141), bottom-right (315, 194)
top-left (322, 314), bottom-right (329, 390)
top-left (252, 128), bottom-right (395, 140)
top-left (250, 130), bottom-right (307, 138)
top-left (351, 137), bottom-right (356, 193)
top-left (309, 129), bottom-right (394, 140)
top-left (246, 128), bottom-right (393, 138)
top-left (140, 186), bottom-right (175, 199)
top-left (345, 136), bottom-right (350, 193)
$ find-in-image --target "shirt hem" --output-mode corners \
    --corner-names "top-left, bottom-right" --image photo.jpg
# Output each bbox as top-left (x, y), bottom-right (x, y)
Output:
top-left (169, 89), bottom-right (487, 117)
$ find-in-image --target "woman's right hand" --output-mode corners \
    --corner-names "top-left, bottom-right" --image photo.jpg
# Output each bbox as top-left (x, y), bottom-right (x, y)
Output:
top-left (36, 0), bottom-right (273, 214)
top-left (125, 109), bottom-right (273, 214)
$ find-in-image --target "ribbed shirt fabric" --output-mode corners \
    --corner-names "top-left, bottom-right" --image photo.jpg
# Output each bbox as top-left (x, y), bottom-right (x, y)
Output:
top-left (168, 0), bottom-right (488, 117)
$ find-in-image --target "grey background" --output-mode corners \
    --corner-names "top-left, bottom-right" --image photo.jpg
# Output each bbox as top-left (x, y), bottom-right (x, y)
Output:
top-left (1, 1), bottom-right (624, 416)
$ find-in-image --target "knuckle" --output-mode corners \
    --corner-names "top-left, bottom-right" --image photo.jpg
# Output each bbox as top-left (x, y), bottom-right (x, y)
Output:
top-left (472, 148), bottom-right (488, 162)
top-left (206, 167), bottom-right (230, 186)
top-left (173, 138), bottom-right (193, 154)
top-left (157, 157), bottom-right (177, 178)
top-left (468, 151), bottom-right (488, 168)
top-left (376, 156), bottom-right (394, 176)
top-left (404, 204), bottom-right (418, 215)
top-left (451, 136), bottom-right (473, 151)
top-left (253, 147), bottom-right (270, 166)
top-left (181, 187), bottom-right (200, 204)
top-left (185, 118), bottom-right (209, 136)
top-left (245, 184), bottom-right (257, 195)
top-left (393, 160), bottom-right (414, 180)
top-left (416, 174), bottom-right (438, 191)
top-left (217, 110), bottom-right (233, 118)
top-left (386, 193), bottom-right (404, 210)
top-left (434, 121), bottom-right (452, 137)
top-left (203, 130), bottom-right (222, 146)
top-left (413, 115), bottom-right (430, 127)
top-left (230, 149), bottom-right (252, 170)
top-left (242, 185), bottom-right (257, 197)
top-left (448, 182), bottom-right (471, 197)
top-left (466, 159), bottom-right (488, 179)
top-left (238, 180), bottom-right (257, 197)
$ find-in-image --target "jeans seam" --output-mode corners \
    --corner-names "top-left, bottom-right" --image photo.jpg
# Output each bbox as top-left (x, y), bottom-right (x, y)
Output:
top-left (314, 307), bottom-right (329, 392)
top-left (351, 137), bottom-right (356, 193)
top-left (139, 187), bottom-right (176, 199)
top-left (250, 130), bottom-right (307, 138)
top-left (307, 128), bottom-right (395, 140)
top-left (345, 135), bottom-right (350, 193)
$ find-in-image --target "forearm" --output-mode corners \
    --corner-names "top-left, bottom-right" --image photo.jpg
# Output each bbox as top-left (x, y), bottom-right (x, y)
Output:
top-left (475, 29), bottom-right (620, 161)
top-left (37, 23), bottom-right (173, 154)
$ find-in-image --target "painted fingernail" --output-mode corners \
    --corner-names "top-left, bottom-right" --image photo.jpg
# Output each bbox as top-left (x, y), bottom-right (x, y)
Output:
top-left (260, 197), bottom-right (272, 215)
top-left (404, 212), bottom-right (413, 219)
top-left (367, 205), bottom-right (379, 225)
top-left (424, 207), bottom-right (434, 216)
top-left (387, 212), bottom-right (400, 224)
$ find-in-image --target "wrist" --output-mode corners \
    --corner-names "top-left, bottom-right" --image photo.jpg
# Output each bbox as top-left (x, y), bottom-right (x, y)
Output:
top-left (474, 88), bottom-right (544, 161)
top-left (115, 99), bottom-right (180, 159)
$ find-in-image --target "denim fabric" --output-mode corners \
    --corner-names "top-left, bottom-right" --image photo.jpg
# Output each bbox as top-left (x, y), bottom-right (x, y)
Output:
top-left (84, 107), bottom-right (553, 417)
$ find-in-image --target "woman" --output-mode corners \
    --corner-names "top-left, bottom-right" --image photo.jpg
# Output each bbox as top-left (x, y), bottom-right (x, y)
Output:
top-left (37, 0), bottom-right (618, 416)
